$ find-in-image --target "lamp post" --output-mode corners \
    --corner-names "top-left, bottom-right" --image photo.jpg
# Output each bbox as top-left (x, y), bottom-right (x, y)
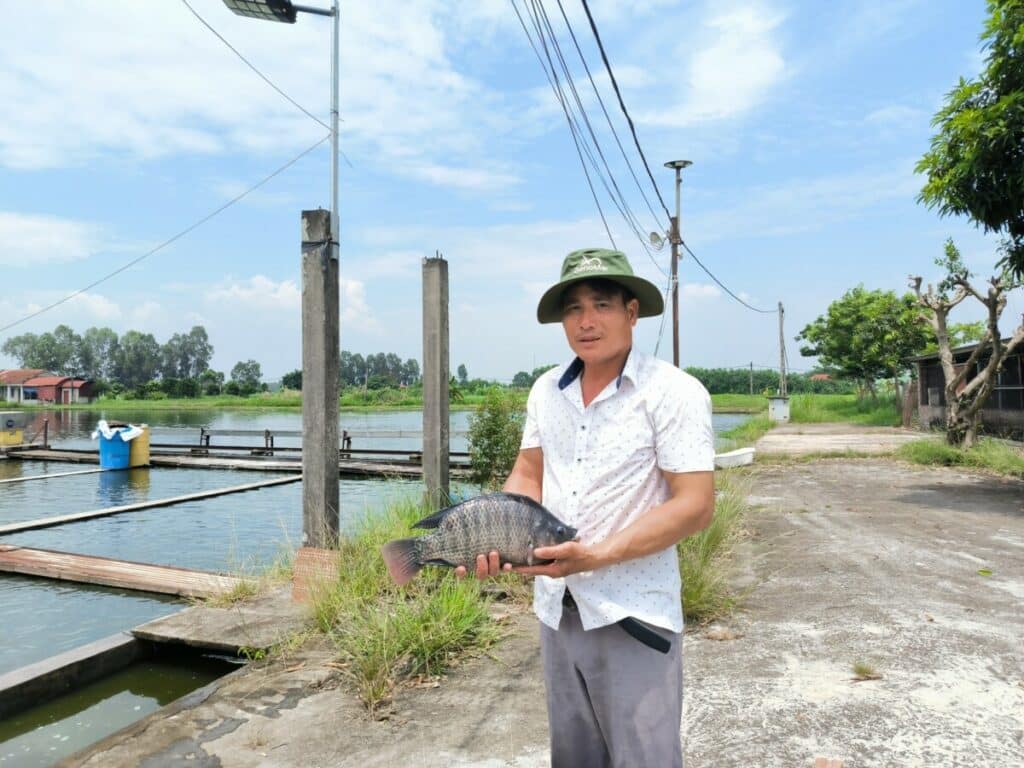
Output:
top-left (223, 0), bottom-right (341, 555)
top-left (663, 160), bottom-right (691, 368)
top-left (222, 0), bottom-right (339, 263)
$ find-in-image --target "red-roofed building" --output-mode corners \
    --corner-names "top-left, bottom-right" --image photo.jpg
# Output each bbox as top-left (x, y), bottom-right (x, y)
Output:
top-left (21, 375), bottom-right (95, 404)
top-left (0, 369), bottom-right (46, 403)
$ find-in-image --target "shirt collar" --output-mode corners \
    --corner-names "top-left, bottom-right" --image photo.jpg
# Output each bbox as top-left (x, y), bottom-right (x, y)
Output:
top-left (557, 348), bottom-right (638, 391)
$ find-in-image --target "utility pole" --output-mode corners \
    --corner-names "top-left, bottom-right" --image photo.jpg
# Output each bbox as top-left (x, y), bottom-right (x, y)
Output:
top-left (778, 301), bottom-right (788, 397)
top-left (300, 209), bottom-right (339, 548)
top-left (664, 160), bottom-right (692, 367)
top-left (422, 254), bottom-right (450, 507)
top-left (749, 362), bottom-right (754, 396)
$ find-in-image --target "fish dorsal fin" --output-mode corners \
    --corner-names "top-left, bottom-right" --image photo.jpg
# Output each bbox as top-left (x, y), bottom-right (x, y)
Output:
top-left (501, 492), bottom-right (549, 515)
top-left (412, 507), bottom-right (452, 529)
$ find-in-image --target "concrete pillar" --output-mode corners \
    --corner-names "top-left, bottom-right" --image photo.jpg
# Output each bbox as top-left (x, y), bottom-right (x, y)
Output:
top-left (301, 209), bottom-right (339, 547)
top-left (422, 256), bottom-right (450, 507)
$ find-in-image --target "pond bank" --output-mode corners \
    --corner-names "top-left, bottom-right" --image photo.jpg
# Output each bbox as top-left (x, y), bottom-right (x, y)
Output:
top-left (62, 457), bottom-right (1024, 767)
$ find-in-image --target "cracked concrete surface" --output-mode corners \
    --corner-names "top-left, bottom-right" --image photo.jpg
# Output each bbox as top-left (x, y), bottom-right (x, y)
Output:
top-left (61, 459), bottom-right (1023, 767)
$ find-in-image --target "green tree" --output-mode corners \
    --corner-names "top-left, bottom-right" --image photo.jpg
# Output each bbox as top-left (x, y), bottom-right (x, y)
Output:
top-left (468, 388), bottom-right (525, 488)
top-left (230, 359), bottom-right (262, 395)
top-left (113, 331), bottom-right (160, 389)
top-left (281, 369), bottom-right (302, 390)
top-left (199, 368), bottom-right (225, 395)
top-left (917, 0), bottom-right (1024, 278)
top-left (79, 327), bottom-right (119, 381)
top-left (796, 286), bottom-right (931, 398)
top-left (457, 363), bottom-right (468, 385)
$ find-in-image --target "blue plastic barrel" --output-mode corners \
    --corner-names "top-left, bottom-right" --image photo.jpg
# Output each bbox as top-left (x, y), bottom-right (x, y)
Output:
top-left (99, 431), bottom-right (131, 470)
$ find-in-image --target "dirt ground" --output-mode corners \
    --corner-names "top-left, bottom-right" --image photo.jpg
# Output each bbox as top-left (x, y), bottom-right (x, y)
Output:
top-left (65, 458), bottom-right (1024, 768)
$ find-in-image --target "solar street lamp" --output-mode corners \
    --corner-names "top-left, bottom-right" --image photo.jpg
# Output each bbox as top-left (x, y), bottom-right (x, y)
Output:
top-left (224, 0), bottom-right (341, 551)
top-left (222, 0), bottom-right (339, 262)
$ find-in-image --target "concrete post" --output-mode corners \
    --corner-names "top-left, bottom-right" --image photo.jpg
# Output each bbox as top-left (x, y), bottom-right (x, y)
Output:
top-left (422, 255), bottom-right (450, 507)
top-left (301, 209), bottom-right (339, 547)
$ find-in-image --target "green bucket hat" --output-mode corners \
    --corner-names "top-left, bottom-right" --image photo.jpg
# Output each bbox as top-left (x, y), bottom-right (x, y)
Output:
top-left (536, 248), bottom-right (664, 324)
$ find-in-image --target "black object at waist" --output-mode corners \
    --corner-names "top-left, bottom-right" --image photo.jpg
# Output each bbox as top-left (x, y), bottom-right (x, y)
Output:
top-left (562, 590), bottom-right (671, 654)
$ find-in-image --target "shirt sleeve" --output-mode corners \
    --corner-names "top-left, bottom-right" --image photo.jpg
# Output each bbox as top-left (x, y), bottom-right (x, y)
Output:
top-left (520, 378), bottom-right (542, 450)
top-left (654, 374), bottom-right (715, 473)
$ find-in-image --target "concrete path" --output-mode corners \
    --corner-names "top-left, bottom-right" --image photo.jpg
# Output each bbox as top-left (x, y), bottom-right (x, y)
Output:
top-left (61, 459), bottom-right (1024, 767)
top-left (755, 422), bottom-right (926, 456)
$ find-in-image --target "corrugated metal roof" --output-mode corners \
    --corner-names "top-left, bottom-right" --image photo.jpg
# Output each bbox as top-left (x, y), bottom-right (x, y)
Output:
top-left (0, 368), bottom-right (47, 385)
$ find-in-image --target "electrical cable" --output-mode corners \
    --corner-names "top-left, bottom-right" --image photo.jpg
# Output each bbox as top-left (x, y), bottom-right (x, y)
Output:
top-left (554, 0), bottom-right (662, 229)
top-left (1, 135), bottom-right (331, 334)
top-left (180, 0), bottom-right (352, 168)
top-left (579, 0), bottom-right (671, 220)
top-left (533, 0), bottom-right (654, 246)
top-left (652, 272), bottom-right (673, 357)
top-left (510, 0), bottom-right (616, 248)
top-left (680, 240), bottom-right (776, 314)
top-left (519, 0), bottom-right (667, 275)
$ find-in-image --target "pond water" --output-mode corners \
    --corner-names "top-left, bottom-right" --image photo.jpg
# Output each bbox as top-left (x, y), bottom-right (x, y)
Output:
top-left (0, 408), bottom-right (749, 676)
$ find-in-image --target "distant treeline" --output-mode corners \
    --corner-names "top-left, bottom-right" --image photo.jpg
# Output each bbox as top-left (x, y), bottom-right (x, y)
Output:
top-left (1, 324), bottom-right (264, 397)
top-left (684, 367), bottom-right (855, 395)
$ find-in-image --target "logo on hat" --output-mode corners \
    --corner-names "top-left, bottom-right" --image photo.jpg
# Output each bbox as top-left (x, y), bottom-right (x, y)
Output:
top-left (570, 255), bottom-right (608, 275)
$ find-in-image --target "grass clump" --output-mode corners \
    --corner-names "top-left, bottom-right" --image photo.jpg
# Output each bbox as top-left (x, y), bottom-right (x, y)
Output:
top-left (718, 415), bottom-right (774, 449)
top-left (710, 394), bottom-right (769, 413)
top-left (789, 393), bottom-right (901, 426)
top-left (307, 497), bottom-right (501, 714)
top-left (897, 437), bottom-right (1024, 479)
top-left (851, 661), bottom-right (882, 681)
top-left (678, 471), bottom-right (749, 623)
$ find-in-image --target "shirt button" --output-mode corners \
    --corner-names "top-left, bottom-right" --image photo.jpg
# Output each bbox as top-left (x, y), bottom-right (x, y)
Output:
top-left (580, 425), bottom-right (586, 430)
top-left (576, 458), bottom-right (581, 463)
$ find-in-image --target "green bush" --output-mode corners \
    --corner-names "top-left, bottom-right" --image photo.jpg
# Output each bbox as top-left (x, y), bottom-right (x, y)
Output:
top-left (467, 388), bottom-right (526, 488)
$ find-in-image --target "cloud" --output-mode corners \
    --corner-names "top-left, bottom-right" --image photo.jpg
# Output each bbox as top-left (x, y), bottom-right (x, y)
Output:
top-left (0, 212), bottom-right (101, 266)
top-left (203, 274), bottom-right (377, 332)
top-left (693, 163), bottom-right (923, 242)
top-left (206, 276), bottom-right (301, 311)
top-left (682, 283), bottom-right (722, 299)
top-left (0, 1), bottom-right (522, 192)
top-left (406, 164), bottom-right (521, 192)
top-left (641, 2), bottom-right (786, 127)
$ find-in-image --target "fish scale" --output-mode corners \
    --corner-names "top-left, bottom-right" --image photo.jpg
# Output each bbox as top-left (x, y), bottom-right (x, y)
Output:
top-left (381, 492), bottom-right (577, 586)
top-left (418, 498), bottom-right (538, 567)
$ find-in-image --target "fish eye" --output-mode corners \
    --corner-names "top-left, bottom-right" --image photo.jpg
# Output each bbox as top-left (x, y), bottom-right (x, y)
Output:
top-left (556, 526), bottom-right (565, 536)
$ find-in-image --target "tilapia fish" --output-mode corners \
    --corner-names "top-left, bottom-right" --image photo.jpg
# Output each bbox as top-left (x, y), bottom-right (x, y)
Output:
top-left (381, 492), bottom-right (577, 586)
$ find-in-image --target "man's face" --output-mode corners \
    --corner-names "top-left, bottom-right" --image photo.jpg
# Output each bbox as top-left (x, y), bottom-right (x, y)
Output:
top-left (560, 282), bottom-right (638, 368)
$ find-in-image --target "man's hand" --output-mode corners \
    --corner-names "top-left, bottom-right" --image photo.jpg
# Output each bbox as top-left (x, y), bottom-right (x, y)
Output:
top-left (454, 551), bottom-right (513, 580)
top-left (513, 540), bottom-right (601, 578)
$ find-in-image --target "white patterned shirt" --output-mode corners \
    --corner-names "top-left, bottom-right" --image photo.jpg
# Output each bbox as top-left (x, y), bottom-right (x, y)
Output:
top-left (520, 350), bottom-right (715, 633)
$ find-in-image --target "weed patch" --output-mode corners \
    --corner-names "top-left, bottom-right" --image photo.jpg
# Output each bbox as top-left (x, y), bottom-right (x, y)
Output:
top-left (678, 471), bottom-right (749, 623)
top-left (897, 437), bottom-right (1024, 479)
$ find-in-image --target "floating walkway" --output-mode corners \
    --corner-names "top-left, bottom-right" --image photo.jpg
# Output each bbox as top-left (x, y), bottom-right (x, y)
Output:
top-left (0, 475), bottom-right (302, 535)
top-left (6, 447), bottom-right (472, 479)
top-left (0, 466), bottom-right (106, 485)
top-left (0, 545), bottom-right (247, 598)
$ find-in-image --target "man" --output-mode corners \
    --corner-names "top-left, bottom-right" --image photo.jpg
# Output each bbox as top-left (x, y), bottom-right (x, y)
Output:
top-left (458, 247), bottom-right (716, 768)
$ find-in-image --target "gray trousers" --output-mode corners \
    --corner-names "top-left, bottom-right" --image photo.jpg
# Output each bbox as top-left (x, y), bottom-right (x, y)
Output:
top-left (540, 600), bottom-right (683, 768)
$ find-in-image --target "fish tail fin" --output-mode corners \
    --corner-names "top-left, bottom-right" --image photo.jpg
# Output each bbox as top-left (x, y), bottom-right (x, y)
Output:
top-left (381, 538), bottom-right (422, 586)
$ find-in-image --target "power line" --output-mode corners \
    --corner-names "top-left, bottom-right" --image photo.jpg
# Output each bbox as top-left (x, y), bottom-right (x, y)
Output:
top-left (680, 240), bottom-right (777, 314)
top-left (532, 0), bottom-right (656, 247)
top-left (510, 0), bottom-right (615, 247)
top-left (579, 0), bottom-right (671, 220)
top-left (652, 272), bottom-right (673, 357)
top-left (180, 0), bottom-right (352, 168)
top-left (514, 0), bottom-right (668, 276)
top-left (1, 135), bottom-right (331, 334)
top-left (554, 0), bottom-right (662, 229)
